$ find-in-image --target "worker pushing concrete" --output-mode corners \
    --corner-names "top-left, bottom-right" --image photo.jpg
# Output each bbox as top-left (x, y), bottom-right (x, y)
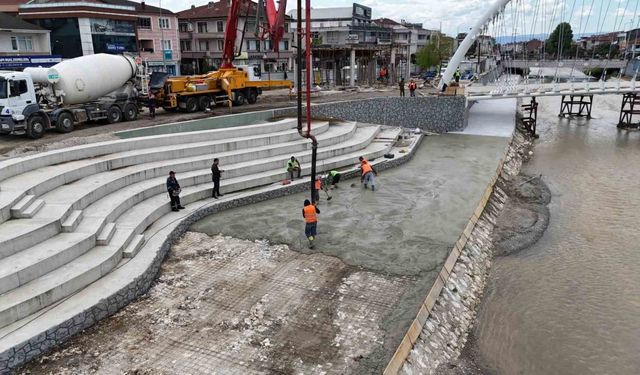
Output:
top-left (325, 170), bottom-right (341, 189)
top-left (359, 156), bottom-right (378, 191)
top-left (302, 199), bottom-right (320, 249)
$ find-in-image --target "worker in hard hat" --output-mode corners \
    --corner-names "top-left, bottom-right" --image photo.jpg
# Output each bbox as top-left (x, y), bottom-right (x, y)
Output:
top-left (313, 175), bottom-right (322, 204)
top-left (359, 156), bottom-right (378, 191)
top-left (287, 156), bottom-right (301, 180)
top-left (302, 199), bottom-right (320, 249)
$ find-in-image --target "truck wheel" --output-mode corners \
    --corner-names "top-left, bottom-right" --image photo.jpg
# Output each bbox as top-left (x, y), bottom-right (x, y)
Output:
top-left (123, 103), bottom-right (138, 121)
top-left (233, 90), bottom-right (246, 106)
top-left (26, 115), bottom-right (45, 139)
top-left (55, 112), bottom-right (74, 133)
top-left (198, 96), bottom-right (211, 111)
top-left (185, 97), bottom-right (198, 113)
top-left (107, 106), bottom-right (122, 124)
top-left (247, 89), bottom-right (258, 104)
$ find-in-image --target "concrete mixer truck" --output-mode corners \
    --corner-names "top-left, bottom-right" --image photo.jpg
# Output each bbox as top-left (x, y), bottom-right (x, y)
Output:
top-left (0, 54), bottom-right (144, 139)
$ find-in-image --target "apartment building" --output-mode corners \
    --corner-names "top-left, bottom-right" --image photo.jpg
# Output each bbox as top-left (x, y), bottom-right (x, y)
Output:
top-left (0, 12), bottom-right (57, 69)
top-left (177, 0), bottom-right (294, 75)
top-left (288, 3), bottom-right (394, 85)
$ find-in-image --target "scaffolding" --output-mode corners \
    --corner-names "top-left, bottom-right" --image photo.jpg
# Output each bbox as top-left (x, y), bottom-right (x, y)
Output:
top-left (521, 97), bottom-right (539, 137)
top-left (558, 95), bottom-right (593, 118)
top-left (618, 93), bottom-right (640, 129)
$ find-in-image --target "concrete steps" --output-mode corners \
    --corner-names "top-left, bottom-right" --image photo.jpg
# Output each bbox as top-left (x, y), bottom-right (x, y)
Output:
top-left (0, 121), bottom-right (333, 256)
top-left (0, 118), bottom-right (413, 371)
top-left (0, 119), bottom-right (303, 225)
top-left (0, 228), bottom-right (130, 328)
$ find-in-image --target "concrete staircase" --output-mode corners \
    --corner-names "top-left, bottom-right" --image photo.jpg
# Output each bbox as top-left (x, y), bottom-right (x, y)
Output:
top-left (0, 118), bottom-right (403, 370)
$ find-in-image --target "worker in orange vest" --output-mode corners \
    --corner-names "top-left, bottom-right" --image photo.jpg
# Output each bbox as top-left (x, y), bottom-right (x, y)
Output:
top-left (359, 156), bottom-right (378, 191)
top-left (408, 79), bottom-right (417, 97)
top-left (313, 175), bottom-right (322, 203)
top-left (302, 199), bottom-right (320, 249)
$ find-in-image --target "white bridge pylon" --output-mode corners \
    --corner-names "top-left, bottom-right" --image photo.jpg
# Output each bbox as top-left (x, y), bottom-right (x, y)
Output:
top-left (441, 0), bottom-right (639, 100)
top-left (440, 0), bottom-right (511, 91)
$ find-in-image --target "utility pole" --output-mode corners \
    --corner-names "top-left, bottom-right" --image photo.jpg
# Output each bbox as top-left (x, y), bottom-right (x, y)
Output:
top-left (159, 0), bottom-right (167, 72)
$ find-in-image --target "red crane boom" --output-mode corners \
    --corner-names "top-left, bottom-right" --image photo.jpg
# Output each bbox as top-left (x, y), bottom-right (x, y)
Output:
top-left (221, 0), bottom-right (288, 69)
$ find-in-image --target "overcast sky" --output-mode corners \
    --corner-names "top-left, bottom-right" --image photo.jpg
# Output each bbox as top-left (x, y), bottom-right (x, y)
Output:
top-left (146, 0), bottom-right (639, 37)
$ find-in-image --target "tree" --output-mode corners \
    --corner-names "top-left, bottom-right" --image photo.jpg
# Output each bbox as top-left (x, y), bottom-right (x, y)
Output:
top-left (416, 35), bottom-right (454, 71)
top-left (594, 43), bottom-right (620, 59)
top-left (546, 22), bottom-right (574, 58)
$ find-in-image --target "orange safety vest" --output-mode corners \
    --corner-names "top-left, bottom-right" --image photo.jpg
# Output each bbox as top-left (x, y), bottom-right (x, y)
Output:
top-left (303, 205), bottom-right (317, 223)
top-left (361, 162), bottom-right (372, 176)
top-left (315, 179), bottom-right (321, 189)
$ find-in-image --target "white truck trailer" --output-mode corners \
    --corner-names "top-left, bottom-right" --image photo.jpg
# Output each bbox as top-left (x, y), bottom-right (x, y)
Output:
top-left (0, 54), bottom-right (143, 139)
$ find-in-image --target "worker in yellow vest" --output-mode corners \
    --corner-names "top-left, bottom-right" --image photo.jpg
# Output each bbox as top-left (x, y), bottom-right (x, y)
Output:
top-left (359, 156), bottom-right (378, 191)
top-left (302, 199), bottom-right (320, 249)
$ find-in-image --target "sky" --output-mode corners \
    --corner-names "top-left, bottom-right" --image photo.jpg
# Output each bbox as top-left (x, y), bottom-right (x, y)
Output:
top-left (147, 0), bottom-right (639, 37)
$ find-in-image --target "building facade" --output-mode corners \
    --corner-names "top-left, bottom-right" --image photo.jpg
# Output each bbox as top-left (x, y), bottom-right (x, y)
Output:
top-left (177, 1), bottom-right (294, 76)
top-left (289, 4), bottom-right (394, 85)
top-left (0, 12), bottom-right (58, 69)
top-left (18, 0), bottom-right (180, 74)
top-left (134, 2), bottom-right (181, 75)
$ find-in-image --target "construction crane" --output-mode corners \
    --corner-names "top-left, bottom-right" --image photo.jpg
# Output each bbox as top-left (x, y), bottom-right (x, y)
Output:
top-left (221, 0), bottom-right (287, 68)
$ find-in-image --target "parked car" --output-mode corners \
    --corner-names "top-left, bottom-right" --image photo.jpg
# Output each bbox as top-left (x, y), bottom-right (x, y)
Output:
top-left (461, 70), bottom-right (475, 80)
top-left (422, 70), bottom-right (437, 80)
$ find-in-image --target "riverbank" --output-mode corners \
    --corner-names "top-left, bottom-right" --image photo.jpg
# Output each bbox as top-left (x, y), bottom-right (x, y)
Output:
top-left (441, 94), bottom-right (640, 375)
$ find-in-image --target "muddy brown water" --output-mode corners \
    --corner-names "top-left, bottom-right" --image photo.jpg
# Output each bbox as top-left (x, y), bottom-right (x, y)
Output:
top-left (473, 95), bottom-right (640, 375)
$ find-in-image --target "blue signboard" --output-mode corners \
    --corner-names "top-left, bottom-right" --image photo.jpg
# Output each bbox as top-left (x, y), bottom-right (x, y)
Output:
top-left (163, 50), bottom-right (172, 60)
top-left (0, 55), bottom-right (63, 69)
top-left (106, 43), bottom-right (126, 52)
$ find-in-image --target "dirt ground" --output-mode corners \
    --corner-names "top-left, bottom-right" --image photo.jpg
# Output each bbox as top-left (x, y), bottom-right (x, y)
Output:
top-left (0, 86), bottom-right (411, 158)
top-left (18, 232), bottom-right (413, 375)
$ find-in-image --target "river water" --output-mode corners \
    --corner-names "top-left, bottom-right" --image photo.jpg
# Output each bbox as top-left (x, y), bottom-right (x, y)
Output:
top-left (473, 95), bottom-right (640, 374)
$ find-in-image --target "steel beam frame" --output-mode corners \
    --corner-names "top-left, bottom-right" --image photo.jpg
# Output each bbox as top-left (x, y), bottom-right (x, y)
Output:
top-left (618, 93), bottom-right (640, 128)
top-left (559, 95), bottom-right (593, 118)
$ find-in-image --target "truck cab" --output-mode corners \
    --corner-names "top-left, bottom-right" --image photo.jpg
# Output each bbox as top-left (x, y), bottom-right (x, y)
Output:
top-left (0, 71), bottom-right (47, 138)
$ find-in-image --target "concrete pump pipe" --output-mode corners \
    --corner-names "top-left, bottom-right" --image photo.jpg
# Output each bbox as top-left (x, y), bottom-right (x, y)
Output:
top-left (26, 54), bottom-right (138, 105)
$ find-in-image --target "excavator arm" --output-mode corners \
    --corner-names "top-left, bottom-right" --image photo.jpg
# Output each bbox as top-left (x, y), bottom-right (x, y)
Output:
top-left (220, 0), bottom-right (287, 68)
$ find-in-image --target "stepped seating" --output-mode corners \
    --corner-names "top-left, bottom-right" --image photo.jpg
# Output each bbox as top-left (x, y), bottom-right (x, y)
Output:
top-left (0, 118), bottom-right (394, 334)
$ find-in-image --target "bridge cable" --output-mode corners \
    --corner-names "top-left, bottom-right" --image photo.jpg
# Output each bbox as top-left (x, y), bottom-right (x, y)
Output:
top-left (569, 0), bottom-right (597, 84)
top-left (601, 0), bottom-right (631, 81)
top-left (588, 0), bottom-right (608, 77)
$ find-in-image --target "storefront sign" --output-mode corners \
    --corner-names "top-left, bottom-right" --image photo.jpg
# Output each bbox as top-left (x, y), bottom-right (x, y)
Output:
top-left (107, 43), bottom-right (126, 52)
top-left (0, 55), bottom-right (62, 69)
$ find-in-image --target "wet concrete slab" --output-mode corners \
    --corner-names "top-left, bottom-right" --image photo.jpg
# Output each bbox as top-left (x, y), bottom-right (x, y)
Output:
top-left (192, 133), bottom-right (510, 278)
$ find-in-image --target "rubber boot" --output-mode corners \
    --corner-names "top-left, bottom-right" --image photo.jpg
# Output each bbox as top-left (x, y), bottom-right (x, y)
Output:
top-left (372, 185), bottom-right (375, 192)
top-left (308, 236), bottom-right (315, 249)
